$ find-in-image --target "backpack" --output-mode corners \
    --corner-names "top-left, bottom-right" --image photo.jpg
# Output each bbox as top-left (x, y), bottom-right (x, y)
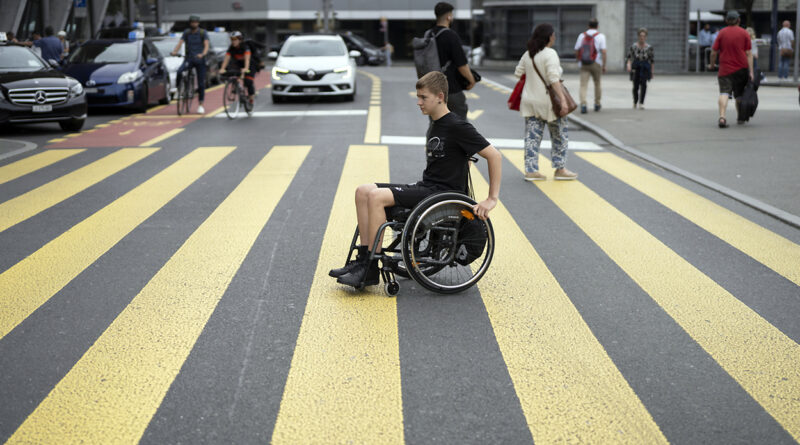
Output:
top-left (244, 40), bottom-right (264, 71)
top-left (578, 32), bottom-right (598, 65)
top-left (412, 28), bottom-right (452, 78)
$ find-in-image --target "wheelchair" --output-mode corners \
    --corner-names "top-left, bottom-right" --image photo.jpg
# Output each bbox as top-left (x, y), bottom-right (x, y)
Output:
top-left (342, 191), bottom-right (495, 295)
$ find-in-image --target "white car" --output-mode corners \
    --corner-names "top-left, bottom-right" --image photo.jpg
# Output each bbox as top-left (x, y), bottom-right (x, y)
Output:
top-left (150, 37), bottom-right (183, 99)
top-left (268, 34), bottom-right (359, 103)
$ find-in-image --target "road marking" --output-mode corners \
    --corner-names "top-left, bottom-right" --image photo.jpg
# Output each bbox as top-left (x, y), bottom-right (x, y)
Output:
top-left (0, 147), bottom-right (232, 341)
top-left (119, 129), bottom-right (134, 136)
top-left (6, 146), bottom-right (306, 444)
top-left (64, 133), bottom-right (83, 138)
top-left (0, 148), bottom-right (157, 233)
top-left (465, 91), bottom-right (480, 99)
top-left (94, 123), bottom-right (110, 128)
top-left (212, 110), bottom-right (368, 118)
top-left (139, 128), bottom-right (184, 147)
top-left (577, 152), bottom-right (800, 286)
top-left (272, 145), bottom-right (403, 444)
top-left (503, 149), bottom-right (800, 441)
top-left (470, 167), bottom-right (667, 443)
top-left (380, 135), bottom-right (602, 151)
top-left (47, 138), bottom-right (66, 143)
top-left (467, 109), bottom-right (484, 121)
top-left (360, 70), bottom-right (382, 144)
top-left (481, 77), bottom-right (513, 93)
top-left (205, 106), bottom-right (225, 117)
top-left (0, 149), bottom-right (85, 185)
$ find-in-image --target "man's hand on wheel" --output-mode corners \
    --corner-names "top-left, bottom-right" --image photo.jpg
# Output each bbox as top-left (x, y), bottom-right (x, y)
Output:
top-left (473, 197), bottom-right (497, 220)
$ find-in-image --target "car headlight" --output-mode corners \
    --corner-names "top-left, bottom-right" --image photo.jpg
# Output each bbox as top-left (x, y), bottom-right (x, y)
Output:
top-left (334, 66), bottom-right (352, 79)
top-left (117, 71), bottom-right (143, 84)
top-left (271, 66), bottom-right (289, 80)
top-left (69, 80), bottom-right (84, 96)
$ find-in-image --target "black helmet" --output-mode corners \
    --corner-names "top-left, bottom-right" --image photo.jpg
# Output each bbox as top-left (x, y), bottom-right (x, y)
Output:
top-left (188, 15), bottom-right (200, 22)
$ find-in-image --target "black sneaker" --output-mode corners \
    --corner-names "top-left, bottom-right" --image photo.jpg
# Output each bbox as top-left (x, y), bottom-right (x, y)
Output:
top-left (580, 104), bottom-right (587, 114)
top-left (594, 103), bottom-right (602, 112)
top-left (329, 246), bottom-right (367, 278)
top-left (337, 259), bottom-right (380, 288)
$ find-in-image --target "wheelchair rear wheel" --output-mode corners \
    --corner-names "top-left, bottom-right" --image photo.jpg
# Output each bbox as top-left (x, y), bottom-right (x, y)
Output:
top-left (401, 192), bottom-right (494, 294)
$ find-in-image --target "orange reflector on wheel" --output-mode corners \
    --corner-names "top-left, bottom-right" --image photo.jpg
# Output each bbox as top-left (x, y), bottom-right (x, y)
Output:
top-left (461, 209), bottom-right (475, 220)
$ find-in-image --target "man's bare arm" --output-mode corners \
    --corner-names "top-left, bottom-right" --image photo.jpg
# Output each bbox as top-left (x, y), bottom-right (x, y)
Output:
top-left (171, 39), bottom-right (184, 56)
top-left (473, 145), bottom-right (502, 220)
top-left (457, 64), bottom-right (476, 90)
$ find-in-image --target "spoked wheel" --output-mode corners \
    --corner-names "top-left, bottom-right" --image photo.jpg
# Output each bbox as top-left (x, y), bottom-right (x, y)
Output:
top-left (223, 80), bottom-right (240, 119)
top-left (243, 91), bottom-right (254, 116)
top-left (176, 77), bottom-right (193, 116)
top-left (386, 228), bottom-right (443, 279)
top-left (401, 193), bottom-right (494, 294)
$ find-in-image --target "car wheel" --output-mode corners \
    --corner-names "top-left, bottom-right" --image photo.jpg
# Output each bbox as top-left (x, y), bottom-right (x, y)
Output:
top-left (272, 94), bottom-right (283, 104)
top-left (158, 82), bottom-right (170, 105)
top-left (357, 55), bottom-right (366, 66)
top-left (59, 118), bottom-right (85, 132)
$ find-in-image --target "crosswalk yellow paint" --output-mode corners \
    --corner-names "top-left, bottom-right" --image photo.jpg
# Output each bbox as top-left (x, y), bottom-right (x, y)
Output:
top-left (0, 149), bottom-right (85, 185)
top-left (0, 148), bottom-right (156, 232)
top-left (470, 166), bottom-right (668, 444)
top-left (271, 145), bottom-right (404, 444)
top-left (6, 145), bottom-right (309, 444)
top-left (0, 147), bottom-right (233, 340)
top-left (503, 149), bottom-right (800, 441)
top-left (577, 152), bottom-right (800, 287)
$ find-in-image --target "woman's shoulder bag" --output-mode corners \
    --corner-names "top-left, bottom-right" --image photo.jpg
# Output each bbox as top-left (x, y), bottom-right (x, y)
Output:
top-left (532, 56), bottom-right (577, 118)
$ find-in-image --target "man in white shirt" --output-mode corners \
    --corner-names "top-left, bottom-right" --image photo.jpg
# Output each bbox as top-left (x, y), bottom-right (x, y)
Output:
top-left (698, 24), bottom-right (714, 70)
top-left (574, 18), bottom-right (607, 113)
top-left (777, 21), bottom-right (795, 80)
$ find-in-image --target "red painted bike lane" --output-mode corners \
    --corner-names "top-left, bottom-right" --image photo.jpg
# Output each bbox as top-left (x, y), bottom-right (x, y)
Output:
top-left (47, 72), bottom-right (270, 149)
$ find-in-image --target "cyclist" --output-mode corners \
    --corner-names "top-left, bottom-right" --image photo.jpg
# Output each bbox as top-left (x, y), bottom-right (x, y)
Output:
top-left (219, 31), bottom-right (255, 106)
top-left (170, 15), bottom-right (210, 114)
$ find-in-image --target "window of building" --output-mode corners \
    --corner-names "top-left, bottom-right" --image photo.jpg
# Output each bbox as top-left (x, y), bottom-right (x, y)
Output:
top-left (485, 5), bottom-right (594, 59)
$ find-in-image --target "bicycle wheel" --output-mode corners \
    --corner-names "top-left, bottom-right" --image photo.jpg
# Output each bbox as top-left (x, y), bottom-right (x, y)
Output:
top-left (184, 71), bottom-right (195, 114)
top-left (176, 77), bottom-right (186, 115)
top-left (223, 80), bottom-right (240, 119)
top-left (243, 90), bottom-right (253, 116)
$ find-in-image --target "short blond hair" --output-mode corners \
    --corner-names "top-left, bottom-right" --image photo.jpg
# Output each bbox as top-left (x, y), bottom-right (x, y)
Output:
top-left (416, 71), bottom-right (448, 103)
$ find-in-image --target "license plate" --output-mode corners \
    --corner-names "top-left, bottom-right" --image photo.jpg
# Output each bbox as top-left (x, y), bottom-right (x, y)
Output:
top-left (85, 87), bottom-right (98, 94)
top-left (305, 87), bottom-right (319, 93)
top-left (32, 105), bottom-right (52, 112)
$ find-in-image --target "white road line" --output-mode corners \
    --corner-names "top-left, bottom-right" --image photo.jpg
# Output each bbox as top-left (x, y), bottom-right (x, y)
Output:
top-left (215, 110), bottom-right (368, 118)
top-left (380, 135), bottom-right (602, 151)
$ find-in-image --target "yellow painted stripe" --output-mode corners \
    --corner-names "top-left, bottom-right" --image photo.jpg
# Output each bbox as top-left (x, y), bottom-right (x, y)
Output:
top-left (6, 146), bottom-right (307, 444)
top-left (139, 128), bottom-right (184, 147)
top-left (47, 138), bottom-right (66, 143)
top-left (204, 106), bottom-right (225, 117)
top-left (64, 133), bottom-right (83, 138)
top-left (94, 123), bottom-right (111, 128)
top-left (503, 149), bottom-right (800, 440)
top-left (0, 147), bottom-right (233, 340)
top-left (364, 105), bottom-right (381, 144)
top-left (577, 152), bottom-right (800, 286)
top-left (0, 149), bottom-right (85, 185)
top-left (470, 167), bottom-right (667, 443)
top-left (145, 103), bottom-right (169, 113)
top-left (0, 148), bottom-right (156, 233)
top-left (272, 145), bottom-right (403, 444)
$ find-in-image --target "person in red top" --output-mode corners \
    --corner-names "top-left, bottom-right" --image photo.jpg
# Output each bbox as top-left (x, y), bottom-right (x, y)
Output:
top-left (219, 31), bottom-right (255, 106)
top-left (708, 10), bottom-right (753, 128)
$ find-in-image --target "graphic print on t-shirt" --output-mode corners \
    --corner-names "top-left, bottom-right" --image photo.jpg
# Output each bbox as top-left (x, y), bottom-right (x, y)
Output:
top-left (426, 136), bottom-right (446, 159)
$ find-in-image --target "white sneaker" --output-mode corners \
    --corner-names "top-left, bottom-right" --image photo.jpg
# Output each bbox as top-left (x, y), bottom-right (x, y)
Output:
top-left (197, 105), bottom-right (205, 114)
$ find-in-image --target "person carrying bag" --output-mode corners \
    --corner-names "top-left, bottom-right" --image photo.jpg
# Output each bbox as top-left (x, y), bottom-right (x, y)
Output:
top-left (513, 23), bottom-right (578, 181)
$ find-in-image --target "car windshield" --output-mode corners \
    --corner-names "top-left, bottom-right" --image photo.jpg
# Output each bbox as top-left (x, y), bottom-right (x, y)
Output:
top-left (282, 39), bottom-right (346, 57)
top-left (69, 42), bottom-right (138, 64)
top-left (209, 33), bottom-right (230, 50)
top-left (0, 46), bottom-right (47, 72)
top-left (152, 39), bottom-right (181, 56)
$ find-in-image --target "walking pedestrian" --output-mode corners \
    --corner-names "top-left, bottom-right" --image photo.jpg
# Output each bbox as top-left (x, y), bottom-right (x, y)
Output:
top-left (699, 23), bottom-right (714, 70)
top-left (428, 1), bottom-right (476, 120)
top-left (515, 23), bottom-right (577, 182)
top-left (747, 27), bottom-right (759, 75)
top-left (57, 30), bottom-right (69, 60)
top-left (574, 18), bottom-right (607, 114)
top-left (382, 41), bottom-right (393, 67)
top-left (708, 10), bottom-right (753, 128)
top-left (626, 27), bottom-right (654, 110)
top-left (777, 21), bottom-right (795, 80)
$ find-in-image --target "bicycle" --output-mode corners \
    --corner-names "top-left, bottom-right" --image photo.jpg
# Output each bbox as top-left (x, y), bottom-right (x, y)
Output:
top-left (175, 63), bottom-right (196, 116)
top-left (222, 71), bottom-right (254, 119)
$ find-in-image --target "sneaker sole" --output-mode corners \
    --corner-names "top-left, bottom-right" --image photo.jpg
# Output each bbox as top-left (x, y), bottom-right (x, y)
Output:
top-left (554, 176), bottom-right (578, 180)
top-left (524, 177), bottom-right (546, 181)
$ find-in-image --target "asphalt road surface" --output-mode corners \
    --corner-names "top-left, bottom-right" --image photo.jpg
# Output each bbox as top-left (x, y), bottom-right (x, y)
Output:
top-left (1, 67), bottom-right (799, 444)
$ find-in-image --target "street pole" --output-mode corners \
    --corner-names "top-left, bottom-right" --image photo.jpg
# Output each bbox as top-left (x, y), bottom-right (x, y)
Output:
top-left (794, 0), bottom-right (799, 81)
top-left (696, 9), bottom-right (701, 72)
top-left (322, 0), bottom-right (330, 32)
top-left (127, 0), bottom-right (135, 28)
top-left (769, 0), bottom-right (777, 72)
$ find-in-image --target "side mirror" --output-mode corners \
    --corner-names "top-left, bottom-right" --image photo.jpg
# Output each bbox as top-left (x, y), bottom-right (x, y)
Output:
top-left (349, 50), bottom-right (361, 59)
top-left (267, 51), bottom-right (278, 59)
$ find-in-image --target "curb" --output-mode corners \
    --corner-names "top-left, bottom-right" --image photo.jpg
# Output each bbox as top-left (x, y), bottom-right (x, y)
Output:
top-left (568, 114), bottom-right (800, 230)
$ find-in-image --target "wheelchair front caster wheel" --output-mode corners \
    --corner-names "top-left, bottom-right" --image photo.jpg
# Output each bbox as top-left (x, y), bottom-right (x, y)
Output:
top-left (385, 282), bottom-right (400, 296)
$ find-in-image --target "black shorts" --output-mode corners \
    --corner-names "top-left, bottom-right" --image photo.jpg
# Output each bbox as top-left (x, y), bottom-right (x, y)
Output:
top-left (718, 68), bottom-right (749, 98)
top-left (376, 182), bottom-right (447, 209)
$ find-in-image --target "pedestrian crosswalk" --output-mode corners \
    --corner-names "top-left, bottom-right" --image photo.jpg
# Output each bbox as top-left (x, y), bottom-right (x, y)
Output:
top-left (0, 143), bottom-right (798, 444)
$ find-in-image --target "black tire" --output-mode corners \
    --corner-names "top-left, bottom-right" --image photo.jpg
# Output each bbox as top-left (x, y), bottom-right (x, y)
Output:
top-left (357, 55), bottom-right (366, 66)
top-left (401, 192), bottom-right (494, 294)
top-left (271, 93), bottom-right (283, 104)
top-left (59, 118), bottom-right (85, 132)
top-left (158, 82), bottom-right (170, 105)
top-left (223, 80), bottom-right (239, 119)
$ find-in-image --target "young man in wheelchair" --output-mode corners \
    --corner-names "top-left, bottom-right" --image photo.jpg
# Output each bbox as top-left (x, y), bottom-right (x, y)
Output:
top-left (331, 71), bottom-right (502, 288)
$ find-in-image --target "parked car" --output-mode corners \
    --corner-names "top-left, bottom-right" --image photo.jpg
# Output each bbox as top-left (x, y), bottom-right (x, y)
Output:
top-left (268, 34), bottom-right (359, 103)
top-left (0, 43), bottom-right (87, 131)
top-left (339, 32), bottom-right (385, 66)
top-left (148, 36), bottom-right (184, 99)
top-left (62, 39), bottom-right (169, 112)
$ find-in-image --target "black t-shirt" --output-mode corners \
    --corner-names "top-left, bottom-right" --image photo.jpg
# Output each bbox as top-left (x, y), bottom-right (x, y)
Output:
top-left (432, 26), bottom-right (468, 94)
top-left (226, 43), bottom-right (251, 69)
top-left (422, 112), bottom-right (489, 191)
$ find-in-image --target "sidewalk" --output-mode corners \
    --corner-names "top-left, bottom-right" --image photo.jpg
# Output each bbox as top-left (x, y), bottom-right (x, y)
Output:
top-left (548, 73), bottom-right (800, 220)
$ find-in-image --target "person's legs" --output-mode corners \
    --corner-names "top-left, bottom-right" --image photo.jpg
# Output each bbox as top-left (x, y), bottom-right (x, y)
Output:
top-left (579, 65), bottom-right (590, 106)
top-left (639, 78), bottom-right (647, 105)
top-left (175, 60), bottom-right (188, 86)
top-left (524, 116), bottom-right (544, 173)
top-left (355, 184), bottom-right (377, 246)
top-left (193, 59), bottom-right (207, 103)
top-left (548, 118), bottom-right (569, 169)
top-left (591, 63), bottom-right (602, 108)
top-left (632, 75), bottom-right (640, 105)
top-left (717, 74), bottom-right (732, 125)
top-left (778, 56), bottom-right (789, 78)
top-left (365, 187), bottom-right (395, 253)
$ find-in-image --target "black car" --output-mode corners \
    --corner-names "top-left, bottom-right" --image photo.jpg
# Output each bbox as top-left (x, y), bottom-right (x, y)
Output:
top-left (0, 43), bottom-right (87, 131)
top-left (339, 32), bottom-right (385, 66)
